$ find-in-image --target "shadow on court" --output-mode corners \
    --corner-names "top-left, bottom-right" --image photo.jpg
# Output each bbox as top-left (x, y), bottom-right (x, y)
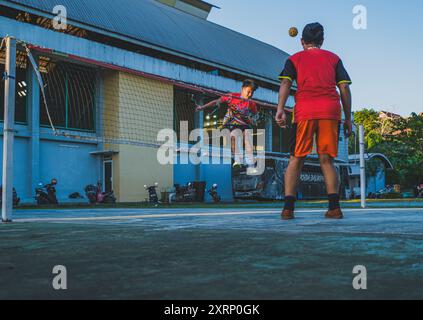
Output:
top-left (1, 207), bottom-right (423, 300)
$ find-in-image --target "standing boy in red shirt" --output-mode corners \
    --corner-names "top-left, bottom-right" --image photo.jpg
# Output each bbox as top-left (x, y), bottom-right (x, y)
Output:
top-left (276, 22), bottom-right (353, 220)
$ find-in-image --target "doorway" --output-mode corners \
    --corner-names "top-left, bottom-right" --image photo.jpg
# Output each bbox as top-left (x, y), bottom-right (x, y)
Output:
top-left (103, 160), bottom-right (113, 193)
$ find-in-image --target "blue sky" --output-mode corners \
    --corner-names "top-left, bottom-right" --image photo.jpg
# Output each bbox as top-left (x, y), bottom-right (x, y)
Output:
top-left (207, 0), bottom-right (423, 116)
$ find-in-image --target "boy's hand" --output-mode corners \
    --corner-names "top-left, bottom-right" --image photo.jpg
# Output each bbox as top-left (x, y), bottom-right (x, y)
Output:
top-left (344, 119), bottom-right (353, 138)
top-left (275, 110), bottom-right (287, 128)
top-left (195, 105), bottom-right (203, 112)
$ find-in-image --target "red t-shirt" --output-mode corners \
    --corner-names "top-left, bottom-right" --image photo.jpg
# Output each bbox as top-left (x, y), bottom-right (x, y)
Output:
top-left (279, 48), bottom-right (351, 123)
top-left (221, 93), bottom-right (257, 127)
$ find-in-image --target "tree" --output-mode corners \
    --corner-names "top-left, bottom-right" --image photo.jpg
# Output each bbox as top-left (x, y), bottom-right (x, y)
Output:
top-left (352, 110), bottom-right (423, 188)
top-left (350, 109), bottom-right (383, 154)
top-left (384, 113), bottom-right (423, 187)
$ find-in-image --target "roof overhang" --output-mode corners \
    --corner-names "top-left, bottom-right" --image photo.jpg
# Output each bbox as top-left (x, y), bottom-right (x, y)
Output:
top-left (90, 150), bottom-right (119, 157)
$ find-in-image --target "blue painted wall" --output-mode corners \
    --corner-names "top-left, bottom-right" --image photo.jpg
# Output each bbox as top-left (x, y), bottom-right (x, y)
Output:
top-left (201, 163), bottom-right (233, 202)
top-left (174, 153), bottom-right (234, 202)
top-left (0, 135), bottom-right (100, 203)
top-left (0, 137), bottom-right (30, 201)
top-left (39, 139), bottom-right (100, 202)
top-left (174, 163), bottom-right (197, 187)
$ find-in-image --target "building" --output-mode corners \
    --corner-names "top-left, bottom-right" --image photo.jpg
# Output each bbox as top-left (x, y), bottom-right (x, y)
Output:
top-left (379, 111), bottom-right (402, 121)
top-left (0, 0), bottom-right (349, 203)
top-left (348, 153), bottom-right (394, 197)
top-left (156, 0), bottom-right (220, 19)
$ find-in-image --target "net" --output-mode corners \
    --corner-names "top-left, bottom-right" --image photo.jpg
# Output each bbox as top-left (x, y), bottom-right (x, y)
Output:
top-left (0, 46), bottom-right (29, 124)
top-left (23, 45), bottom-right (274, 150)
top-left (1, 41), bottom-right (290, 154)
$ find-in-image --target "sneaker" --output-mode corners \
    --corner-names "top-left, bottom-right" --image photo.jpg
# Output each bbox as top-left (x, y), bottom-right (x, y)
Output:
top-left (233, 162), bottom-right (243, 170)
top-left (246, 167), bottom-right (259, 175)
top-left (281, 209), bottom-right (295, 220)
top-left (325, 208), bottom-right (344, 220)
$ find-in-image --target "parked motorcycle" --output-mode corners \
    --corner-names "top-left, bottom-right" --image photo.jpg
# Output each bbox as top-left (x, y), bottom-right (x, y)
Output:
top-left (144, 183), bottom-right (159, 205)
top-left (172, 183), bottom-right (197, 203)
top-left (35, 179), bottom-right (58, 205)
top-left (85, 182), bottom-right (116, 204)
top-left (208, 184), bottom-right (221, 203)
top-left (0, 186), bottom-right (20, 207)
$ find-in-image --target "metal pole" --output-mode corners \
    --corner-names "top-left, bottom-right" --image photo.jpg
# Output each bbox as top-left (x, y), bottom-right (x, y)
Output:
top-left (265, 112), bottom-right (273, 152)
top-left (2, 37), bottom-right (16, 223)
top-left (359, 125), bottom-right (366, 209)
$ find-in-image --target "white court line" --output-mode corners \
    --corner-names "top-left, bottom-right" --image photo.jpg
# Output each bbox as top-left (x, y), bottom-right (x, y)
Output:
top-left (15, 211), bottom-right (280, 223)
top-left (13, 208), bottom-right (423, 223)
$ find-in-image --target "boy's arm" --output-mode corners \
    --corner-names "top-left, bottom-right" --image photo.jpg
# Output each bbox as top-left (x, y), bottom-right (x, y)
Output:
top-left (336, 60), bottom-right (353, 137)
top-left (275, 79), bottom-right (292, 128)
top-left (196, 98), bottom-right (222, 112)
top-left (338, 83), bottom-right (352, 137)
top-left (276, 59), bottom-right (296, 128)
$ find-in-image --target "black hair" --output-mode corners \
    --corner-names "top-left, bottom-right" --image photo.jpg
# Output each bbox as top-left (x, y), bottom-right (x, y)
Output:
top-left (242, 79), bottom-right (258, 92)
top-left (302, 22), bottom-right (324, 46)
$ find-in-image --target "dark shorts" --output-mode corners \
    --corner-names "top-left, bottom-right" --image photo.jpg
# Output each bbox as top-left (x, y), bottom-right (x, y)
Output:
top-left (222, 124), bottom-right (252, 132)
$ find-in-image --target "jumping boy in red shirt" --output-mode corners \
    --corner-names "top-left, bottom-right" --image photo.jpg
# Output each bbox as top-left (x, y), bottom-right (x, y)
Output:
top-left (196, 80), bottom-right (259, 169)
top-left (276, 23), bottom-right (353, 220)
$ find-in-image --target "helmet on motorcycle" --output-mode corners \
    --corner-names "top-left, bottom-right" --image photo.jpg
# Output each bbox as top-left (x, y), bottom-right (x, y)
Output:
top-left (38, 182), bottom-right (44, 187)
top-left (213, 184), bottom-right (218, 188)
top-left (155, 182), bottom-right (159, 186)
top-left (144, 185), bottom-right (148, 189)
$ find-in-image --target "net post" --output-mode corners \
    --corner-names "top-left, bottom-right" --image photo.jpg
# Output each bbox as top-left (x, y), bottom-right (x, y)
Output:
top-left (359, 125), bottom-right (366, 209)
top-left (2, 36), bottom-right (17, 223)
top-left (265, 111), bottom-right (273, 152)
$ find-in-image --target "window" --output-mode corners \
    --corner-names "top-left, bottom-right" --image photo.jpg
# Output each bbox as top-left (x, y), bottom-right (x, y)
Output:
top-left (39, 57), bottom-right (96, 132)
top-left (0, 51), bottom-right (28, 124)
top-left (174, 89), bottom-right (196, 142)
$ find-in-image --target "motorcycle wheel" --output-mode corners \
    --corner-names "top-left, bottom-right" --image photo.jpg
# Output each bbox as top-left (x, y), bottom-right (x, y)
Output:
top-left (88, 194), bottom-right (97, 204)
top-left (37, 197), bottom-right (48, 205)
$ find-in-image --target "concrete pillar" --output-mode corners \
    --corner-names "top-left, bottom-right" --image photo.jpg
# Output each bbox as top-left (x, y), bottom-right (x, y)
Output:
top-left (27, 52), bottom-right (40, 200)
top-left (194, 95), bottom-right (204, 182)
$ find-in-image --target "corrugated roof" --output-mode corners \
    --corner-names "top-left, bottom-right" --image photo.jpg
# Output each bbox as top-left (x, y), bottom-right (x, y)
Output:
top-left (2, 0), bottom-right (290, 83)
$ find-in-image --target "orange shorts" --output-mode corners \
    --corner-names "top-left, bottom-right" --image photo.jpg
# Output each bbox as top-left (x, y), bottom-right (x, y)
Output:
top-left (290, 120), bottom-right (340, 158)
